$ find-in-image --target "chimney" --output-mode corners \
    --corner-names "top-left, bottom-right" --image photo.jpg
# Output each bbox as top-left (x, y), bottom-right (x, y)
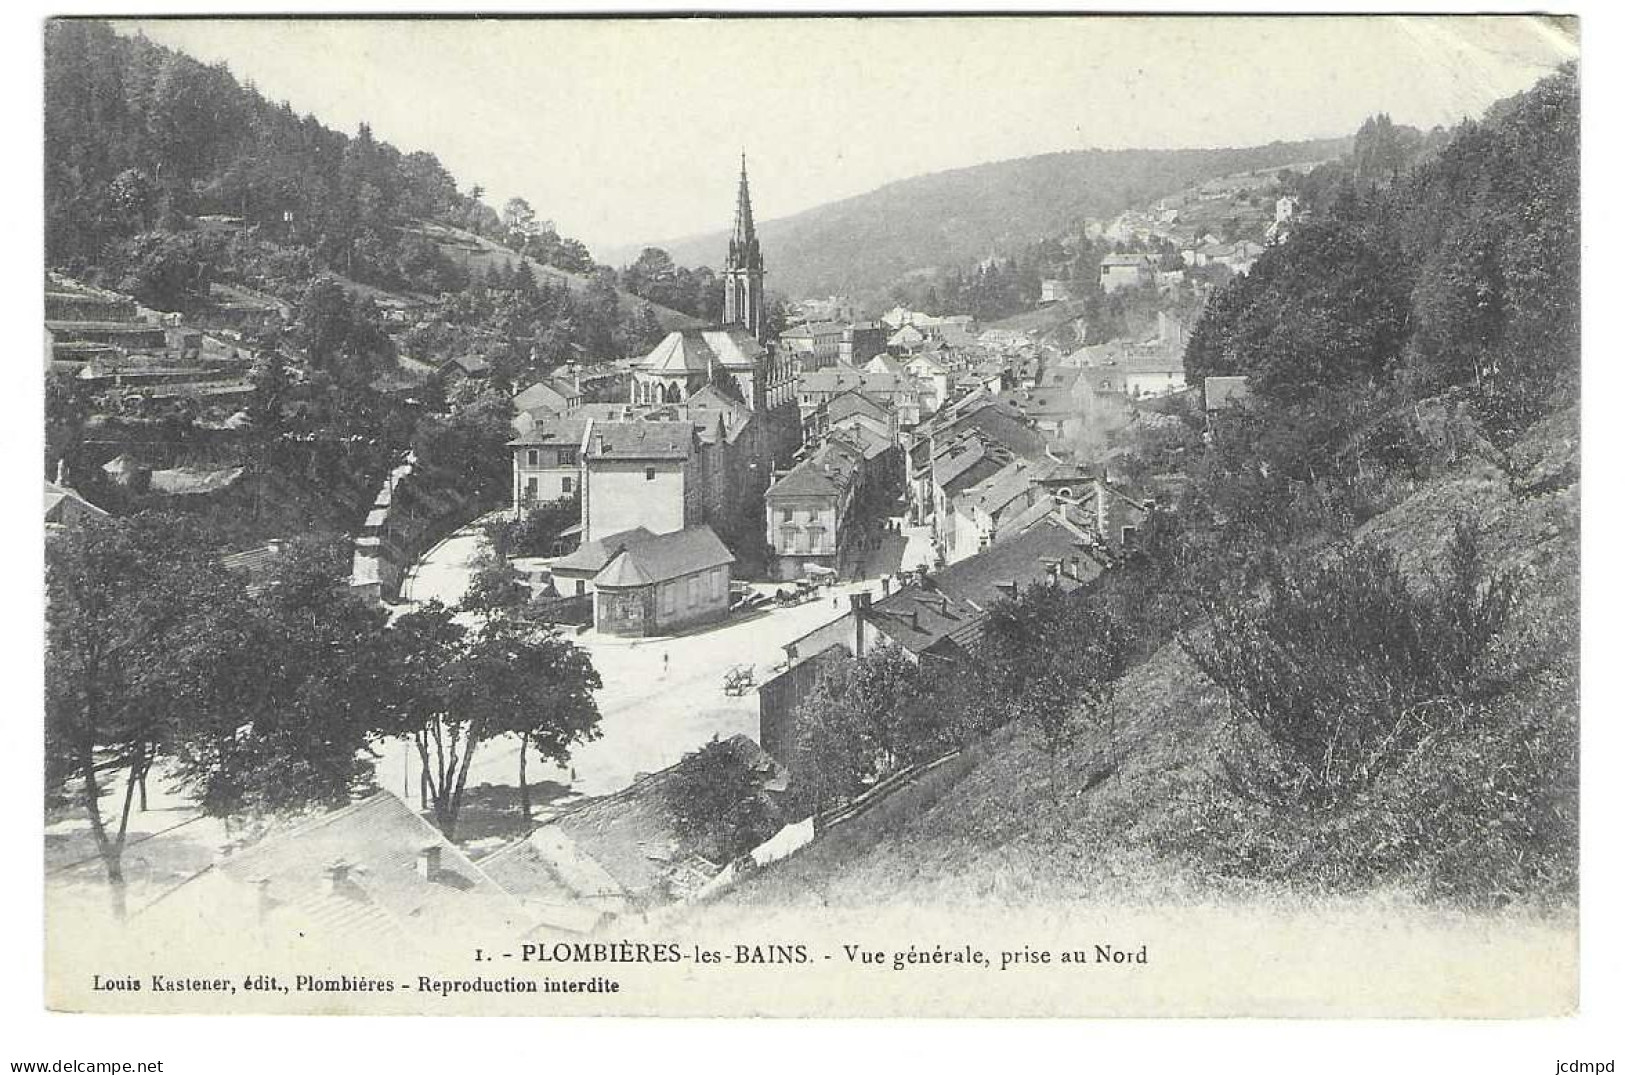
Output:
top-left (1094, 472), bottom-right (1110, 540)
top-left (55, 458), bottom-right (66, 486)
top-left (849, 592), bottom-right (871, 657)
top-left (323, 860), bottom-right (350, 897)
top-left (418, 845), bottom-right (442, 883)
top-left (881, 576), bottom-right (892, 596)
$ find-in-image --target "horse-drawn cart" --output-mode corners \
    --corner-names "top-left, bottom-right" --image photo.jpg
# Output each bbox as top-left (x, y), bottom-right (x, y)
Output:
top-left (722, 664), bottom-right (756, 696)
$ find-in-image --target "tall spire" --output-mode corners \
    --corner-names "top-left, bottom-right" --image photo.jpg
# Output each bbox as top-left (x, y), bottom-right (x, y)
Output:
top-left (723, 152), bottom-right (767, 346)
top-left (730, 151), bottom-right (759, 263)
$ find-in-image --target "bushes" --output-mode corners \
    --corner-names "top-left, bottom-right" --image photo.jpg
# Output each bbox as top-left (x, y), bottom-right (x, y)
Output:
top-left (485, 496), bottom-right (581, 560)
top-left (1163, 519), bottom-right (1579, 904)
top-left (792, 646), bottom-right (964, 811)
top-left (665, 738), bottom-right (781, 863)
top-left (1184, 522), bottom-right (1514, 809)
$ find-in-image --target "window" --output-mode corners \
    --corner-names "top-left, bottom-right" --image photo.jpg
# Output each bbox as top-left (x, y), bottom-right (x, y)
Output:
top-left (710, 567), bottom-right (724, 599)
top-left (781, 508), bottom-right (793, 523)
top-left (558, 448), bottom-right (577, 466)
top-left (561, 476), bottom-right (573, 494)
top-left (524, 477), bottom-right (539, 504)
top-left (645, 467), bottom-right (656, 481)
top-left (525, 449), bottom-right (540, 467)
top-left (661, 584), bottom-right (676, 614)
top-left (1121, 526), bottom-right (1138, 548)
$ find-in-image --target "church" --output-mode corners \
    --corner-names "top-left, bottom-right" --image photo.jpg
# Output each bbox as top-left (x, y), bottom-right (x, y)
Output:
top-left (630, 156), bottom-right (796, 414)
top-left (514, 156), bottom-right (802, 592)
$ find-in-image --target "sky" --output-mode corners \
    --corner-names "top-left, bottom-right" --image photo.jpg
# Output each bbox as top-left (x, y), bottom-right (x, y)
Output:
top-left (118, 16), bottom-right (1576, 259)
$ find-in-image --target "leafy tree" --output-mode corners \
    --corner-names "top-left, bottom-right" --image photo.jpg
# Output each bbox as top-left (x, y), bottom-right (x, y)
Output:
top-left (978, 584), bottom-right (1129, 820)
top-left (483, 495), bottom-right (581, 560)
top-left (383, 602), bottom-right (601, 836)
top-left (411, 380), bottom-right (515, 499)
top-left (45, 514), bottom-right (256, 916)
top-left (793, 646), bottom-right (952, 811)
top-left (171, 536), bottom-right (393, 816)
top-left (460, 556), bottom-right (532, 614)
top-left (106, 230), bottom-right (218, 311)
top-left (1184, 218), bottom-right (1410, 401)
top-left (296, 276), bottom-right (393, 377)
top-left (666, 737), bottom-right (777, 862)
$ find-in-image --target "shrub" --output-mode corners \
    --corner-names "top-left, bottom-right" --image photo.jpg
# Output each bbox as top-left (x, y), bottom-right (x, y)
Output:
top-left (1184, 521), bottom-right (1515, 809)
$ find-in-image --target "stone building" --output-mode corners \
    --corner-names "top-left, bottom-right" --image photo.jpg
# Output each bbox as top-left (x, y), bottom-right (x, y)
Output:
top-left (592, 525), bottom-right (736, 637)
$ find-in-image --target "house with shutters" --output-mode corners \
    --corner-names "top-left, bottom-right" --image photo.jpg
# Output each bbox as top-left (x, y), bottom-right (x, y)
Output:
top-left (764, 435), bottom-right (866, 581)
top-left (508, 417), bottom-right (587, 515)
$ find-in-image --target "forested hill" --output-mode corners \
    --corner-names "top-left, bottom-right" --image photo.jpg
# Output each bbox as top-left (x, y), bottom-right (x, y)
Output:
top-left (1187, 66), bottom-right (1579, 430)
top-left (618, 138), bottom-right (1348, 304)
top-left (43, 19), bottom-right (693, 332)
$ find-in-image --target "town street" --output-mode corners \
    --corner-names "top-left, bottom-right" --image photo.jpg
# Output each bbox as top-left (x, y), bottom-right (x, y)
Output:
top-left (379, 523), bottom-right (891, 814)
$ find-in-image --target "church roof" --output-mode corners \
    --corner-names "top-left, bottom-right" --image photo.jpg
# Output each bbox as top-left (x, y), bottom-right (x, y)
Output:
top-left (640, 328), bottom-right (764, 375)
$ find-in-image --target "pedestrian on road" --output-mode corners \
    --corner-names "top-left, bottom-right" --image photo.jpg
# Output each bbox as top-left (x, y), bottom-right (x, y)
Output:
top-left (663, 651), bottom-right (669, 677)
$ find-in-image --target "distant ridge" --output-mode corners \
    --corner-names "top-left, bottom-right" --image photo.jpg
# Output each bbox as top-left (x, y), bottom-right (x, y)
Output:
top-left (612, 139), bottom-right (1349, 303)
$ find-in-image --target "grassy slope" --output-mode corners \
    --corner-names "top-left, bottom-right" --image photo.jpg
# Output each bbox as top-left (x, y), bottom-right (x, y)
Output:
top-left (407, 222), bottom-right (701, 331)
top-left (717, 401), bottom-right (1579, 912)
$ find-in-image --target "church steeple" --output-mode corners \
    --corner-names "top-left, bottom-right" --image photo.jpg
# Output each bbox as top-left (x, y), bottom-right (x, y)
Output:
top-left (723, 153), bottom-right (766, 343)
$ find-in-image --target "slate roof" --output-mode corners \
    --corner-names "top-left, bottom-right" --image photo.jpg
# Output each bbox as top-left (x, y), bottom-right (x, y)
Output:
top-left (825, 389), bottom-right (891, 426)
top-left (509, 416), bottom-right (589, 448)
top-left (513, 378), bottom-right (577, 413)
top-left (594, 525), bottom-right (735, 589)
top-left (440, 353), bottom-right (490, 375)
top-left (524, 734), bottom-right (785, 905)
top-left (681, 383), bottom-right (755, 442)
top-left (640, 328), bottom-right (763, 374)
top-left (551, 527), bottom-right (658, 576)
top-left (934, 402), bottom-right (1049, 463)
top-left (866, 587), bottom-right (982, 658)
top-left (476, 827), bottom-right (622, 931)
top-left (958, 458), bottom-right (1057, 520)
top-left (781, 320), bottom-right (844, 340)
top-left (863, 353), bottom-right (907, 376)
top-left (767, 437), bottom-right (865, 500)
top-left (933, 516), bottom-right (1102, 609)
top-left (584, 419), bottom-right (693, 461)
top-left (43, 481), bottom-right (107, 524)
top-left (146, 792), bottom-right (532, 947)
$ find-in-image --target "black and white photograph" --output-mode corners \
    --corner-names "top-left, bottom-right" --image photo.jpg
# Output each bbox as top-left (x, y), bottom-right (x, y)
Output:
top-left (18, 7), bottom-right (1604, 1044)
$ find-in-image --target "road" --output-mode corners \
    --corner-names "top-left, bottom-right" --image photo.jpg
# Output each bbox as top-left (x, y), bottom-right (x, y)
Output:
top-left (379, 523), bottom-right (892, 811)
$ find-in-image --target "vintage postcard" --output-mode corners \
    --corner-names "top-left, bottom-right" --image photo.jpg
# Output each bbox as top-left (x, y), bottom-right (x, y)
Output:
top-left (39, 13), bottom-right (1580, 1019)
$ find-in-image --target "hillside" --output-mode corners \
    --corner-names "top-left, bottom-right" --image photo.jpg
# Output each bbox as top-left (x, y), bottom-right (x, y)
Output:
top-left (405, 221), bottom-right (700, 331)
top-left (713, 401), bottom-right (1578, 913)
top-left (618, 139), bottom-right (1347, 303)
top-left (705, 67), bottom-right (1578, 917)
